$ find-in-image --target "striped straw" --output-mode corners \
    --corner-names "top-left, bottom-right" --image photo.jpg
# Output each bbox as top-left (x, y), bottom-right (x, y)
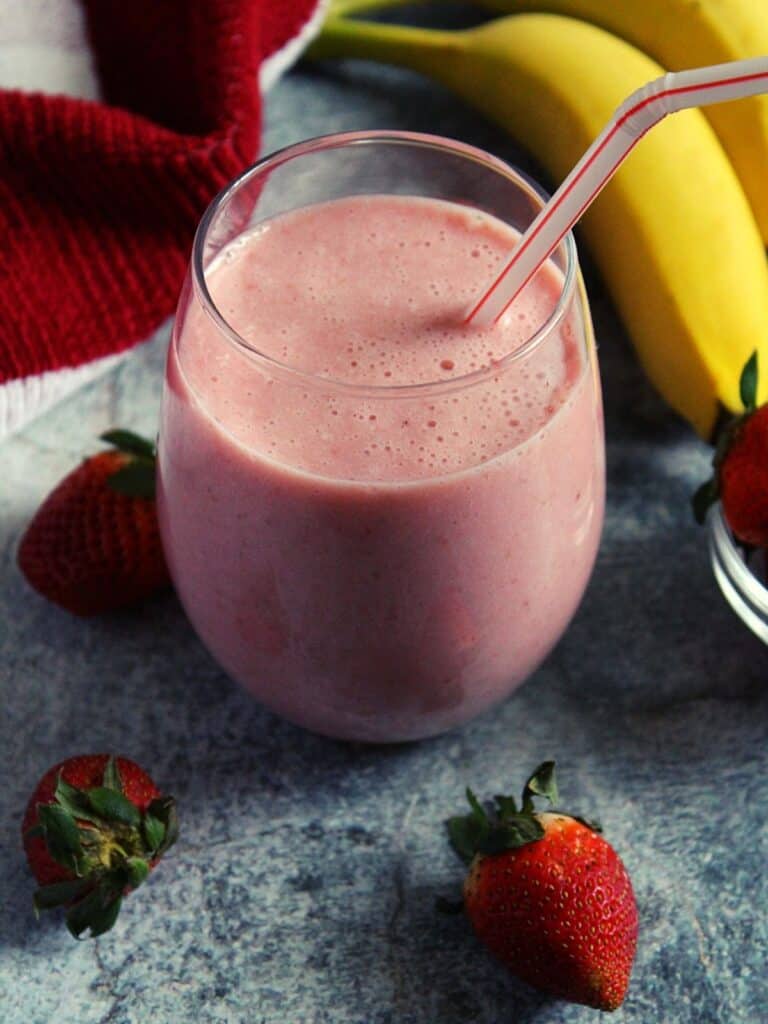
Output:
top-left (467, 56), bottom-right (768, 327)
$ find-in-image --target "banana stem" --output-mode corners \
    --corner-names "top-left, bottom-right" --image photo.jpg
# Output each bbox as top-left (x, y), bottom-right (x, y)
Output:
top-left (329, 0), bottom-right (436, 15)
top-left (308, 15), bottom-right (459, 72)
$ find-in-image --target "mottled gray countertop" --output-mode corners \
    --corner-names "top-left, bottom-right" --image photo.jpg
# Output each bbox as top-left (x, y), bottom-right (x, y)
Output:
top-left (2, 47), bottom-right (768, 1024)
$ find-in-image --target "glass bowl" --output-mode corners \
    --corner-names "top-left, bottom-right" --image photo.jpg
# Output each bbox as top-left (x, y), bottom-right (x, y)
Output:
top-left (708, 503), bottom-right (768, 642)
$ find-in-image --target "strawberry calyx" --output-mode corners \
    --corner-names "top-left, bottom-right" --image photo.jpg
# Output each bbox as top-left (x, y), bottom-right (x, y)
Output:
top-left (25, 756), bottom-right (177, 938)
top-left (100, 429), bottom-right (157, 500)
top-left (692, 351), bottom-right (759, 525)
top-left (446, 761), bottom-right (600, 865)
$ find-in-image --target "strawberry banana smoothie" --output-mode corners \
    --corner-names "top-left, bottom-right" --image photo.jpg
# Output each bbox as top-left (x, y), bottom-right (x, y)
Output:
top-left (158, 193), bottom-right (604, 741)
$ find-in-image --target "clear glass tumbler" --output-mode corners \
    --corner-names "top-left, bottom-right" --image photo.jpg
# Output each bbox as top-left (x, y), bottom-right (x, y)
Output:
top-left (157, 131), bottom-right (605, 742)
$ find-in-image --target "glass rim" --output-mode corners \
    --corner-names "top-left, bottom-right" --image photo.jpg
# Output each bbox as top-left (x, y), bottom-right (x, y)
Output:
top-left (191, 129), bottom-right (580, 398)
top-left (708, 502), bottom-right (768, 617)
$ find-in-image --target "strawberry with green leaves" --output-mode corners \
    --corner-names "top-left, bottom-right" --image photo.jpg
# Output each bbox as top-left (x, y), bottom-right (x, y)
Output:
top-left (446, 762), bottom-right (638, 1011)
top-left (22, 754), bottom-right (178, 938)
top-left (18, 430), bottom-right (169, 616)
top-left (694, 352), bottom-right (768, 546)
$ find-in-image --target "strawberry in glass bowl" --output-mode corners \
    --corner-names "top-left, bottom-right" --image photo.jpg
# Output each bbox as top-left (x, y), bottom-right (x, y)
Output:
top-left (694, 352), bottom-right (768, 641)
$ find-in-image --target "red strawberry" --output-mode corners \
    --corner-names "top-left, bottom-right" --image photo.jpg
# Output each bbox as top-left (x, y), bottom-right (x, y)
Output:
top-left (22, 754), bottom-right (178, 938)
top-left (717, 406), bottom-right (768, 546)
top-left (446, 762), bottom-right (638, 1011)
top-left (694, 351), bottom-right (768, 546)
top-left (18, 430), bottom-right (170, 615)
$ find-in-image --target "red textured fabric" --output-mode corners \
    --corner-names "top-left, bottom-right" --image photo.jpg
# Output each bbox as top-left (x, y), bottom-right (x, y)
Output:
top-left (262, 2), bottom-right (324, 62)
top-left (0, 0), bottom-right (320, 389)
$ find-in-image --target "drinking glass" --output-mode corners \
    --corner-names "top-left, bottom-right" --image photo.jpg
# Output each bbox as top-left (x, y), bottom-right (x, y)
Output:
top-left (157, 131), bottom-right (605, 742)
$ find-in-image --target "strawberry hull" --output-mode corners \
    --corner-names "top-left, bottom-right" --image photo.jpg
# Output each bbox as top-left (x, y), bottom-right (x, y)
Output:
top-left (21, 754), bottom-right (178, 938)
top-left (22, 755), bottom-right (161, 887)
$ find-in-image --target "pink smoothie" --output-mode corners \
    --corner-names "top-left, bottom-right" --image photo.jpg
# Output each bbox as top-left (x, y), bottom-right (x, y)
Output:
top-left (158, 195), bottom-right (604, 741)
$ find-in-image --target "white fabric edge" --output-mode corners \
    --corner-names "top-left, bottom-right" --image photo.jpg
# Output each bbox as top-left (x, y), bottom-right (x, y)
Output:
top-left (0, 43), bottom-right (100, 98)
top-left (0, 351), bottom-right (128, 439)
top-left (260, 0), bottom-right (329, 92)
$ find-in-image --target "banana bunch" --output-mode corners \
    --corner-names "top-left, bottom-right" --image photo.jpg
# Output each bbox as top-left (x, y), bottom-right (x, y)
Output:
top-left (309, 0), bottom-right (768, 439)
top-left (476, 0), bottom-right (768, 244)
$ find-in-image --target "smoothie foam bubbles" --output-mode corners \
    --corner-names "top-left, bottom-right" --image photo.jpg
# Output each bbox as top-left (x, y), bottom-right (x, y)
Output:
top-left (182, 195), bottom-right (585, 483)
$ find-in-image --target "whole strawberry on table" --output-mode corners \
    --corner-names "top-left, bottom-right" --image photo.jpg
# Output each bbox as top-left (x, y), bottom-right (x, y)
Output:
top-left (17, 430), bottom-right (169, 616)
top-left (446, 762), bottom-right (638, 1011)
top-left (22, 754), bottom-right (178, 938)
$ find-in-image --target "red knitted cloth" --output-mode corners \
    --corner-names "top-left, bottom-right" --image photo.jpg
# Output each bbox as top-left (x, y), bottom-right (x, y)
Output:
top-left (0, 0), bottom-right (323, 435)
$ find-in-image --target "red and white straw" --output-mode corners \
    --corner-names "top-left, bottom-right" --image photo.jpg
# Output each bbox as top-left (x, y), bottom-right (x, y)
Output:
top-left (467, 56), bottom-right (768, 327)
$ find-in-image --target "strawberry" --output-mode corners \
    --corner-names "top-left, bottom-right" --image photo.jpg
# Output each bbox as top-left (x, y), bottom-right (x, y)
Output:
top-left (18, 430), bottom-right (169, 615)
top-left (22, 754), bottom-right (178, 938)
top-left (719, 408), bottom-right (768, 546)
top-left (693, 351), bottom-right (768, 546)
top-left (446, 762), bottom-right (638, 1011)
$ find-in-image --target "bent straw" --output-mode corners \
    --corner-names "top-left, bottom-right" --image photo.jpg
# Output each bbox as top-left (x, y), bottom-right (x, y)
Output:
top-left (467, 56), bottom-right (768, 327)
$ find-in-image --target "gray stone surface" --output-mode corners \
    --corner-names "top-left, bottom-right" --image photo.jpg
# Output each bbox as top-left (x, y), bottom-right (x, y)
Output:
top-left (2, 48), bottom-right (768, 1024)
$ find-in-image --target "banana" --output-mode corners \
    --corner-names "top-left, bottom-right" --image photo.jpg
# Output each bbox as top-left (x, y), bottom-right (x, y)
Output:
top-left (328, 0), bottom-right (768, 246)
top-left (308, 12), bottom-right (768, 438)
top-left (473, 0), bottom-right (768, 245)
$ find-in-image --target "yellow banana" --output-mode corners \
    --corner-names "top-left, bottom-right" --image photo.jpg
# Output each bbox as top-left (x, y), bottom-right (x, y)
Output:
top-left (309, 12), bottom-right (768, 438)
top-left (328, 0), bottom-right (768, 245)
top-left (472, 0), bottom-right (768, 245)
